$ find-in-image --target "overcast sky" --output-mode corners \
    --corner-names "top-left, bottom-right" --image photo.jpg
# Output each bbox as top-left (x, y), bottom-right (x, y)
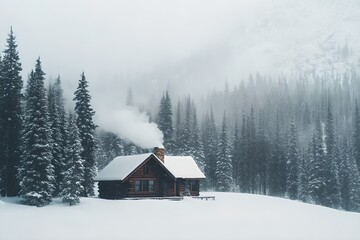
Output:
top-left (1, 0), bottom-right (359, 147)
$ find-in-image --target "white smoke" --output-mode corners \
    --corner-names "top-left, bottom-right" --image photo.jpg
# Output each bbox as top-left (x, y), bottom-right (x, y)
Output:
top-left (95, 107), bottom-right (163, 149)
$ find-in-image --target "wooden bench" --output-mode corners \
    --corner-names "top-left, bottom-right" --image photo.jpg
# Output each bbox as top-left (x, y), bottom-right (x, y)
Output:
top-left (124, 196), bottom-right (184, 201)
top-left (192, 196), bottom-right (215, 200)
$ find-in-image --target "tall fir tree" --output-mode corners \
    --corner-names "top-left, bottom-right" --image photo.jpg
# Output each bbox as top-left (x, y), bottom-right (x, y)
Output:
top-left (174, 101), bottom-right (183, 155)
top-left (257, 111), bottom-right (270, 195)
top-left (47, 76), bottom-right (67, 197)
top-left (352, 101), bottom-right (360, 171)
top-left (74, 72), bottom-right (97, 197)
top-left (19, 58), bottom-right (54, 206)
top-left (308, 116), bottom-right (327, 206)
top-left (232, 120), bottom-right (241, 189)
top-left (238, 114), bottom-right (250, 193)
top-left (268, 113), bottom-right (286, 196)
top-left (61, 113), bottom-right (85, 206)
top-left (286, 118), bottom-right (300, 200)
top-left (0, 28), bottom-right (23, 196)
top-left (324, 101), bottom-right (341, 208)
top-left (157, 91), bottom-right (174, 153)
top-left (202, 108), bottom-right (218, 190)
top-left (189, 107), bottom-right (205, 173)
top-left (215, 112), bottom-right (233, 191)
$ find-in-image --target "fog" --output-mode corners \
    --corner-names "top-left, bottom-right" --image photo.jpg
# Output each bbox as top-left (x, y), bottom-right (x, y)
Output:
top-left (1, 0), bottom-right (359, 147)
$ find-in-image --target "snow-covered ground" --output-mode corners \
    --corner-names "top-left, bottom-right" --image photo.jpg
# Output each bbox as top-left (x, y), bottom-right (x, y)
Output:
top-left (1, 192), bottom-right (359, 240)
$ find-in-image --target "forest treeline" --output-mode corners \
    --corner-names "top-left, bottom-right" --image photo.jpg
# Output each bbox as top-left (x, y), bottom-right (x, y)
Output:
top-left (97, 53), bottom-right (360, 212)
top-left (1, 29), bottom-right (360, 212)
top-left (0, 29), bottom-right (97, 206)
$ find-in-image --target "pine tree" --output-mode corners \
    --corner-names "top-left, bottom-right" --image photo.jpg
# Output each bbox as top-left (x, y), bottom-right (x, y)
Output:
top-left (286, 119), bottom-right (300, 200)
top-left (18, 58), bottom-right (54, 206)
top-left (341, 139), bottom-right (360, 212)
top-left (353, 101), bottom-right (360, 171)
top-left (189, 108), bottom-right (205, 173)
top-left (257, 111), bottom-right (270, 195)
top-left (323, 101), bottom-right (341, 208)
top-left (268, 113), bottom-right (286, 196)
top-left (182, 96), bottom-right (193, 155)
top-left (74, 72), bottom-right (97, 197)
top-left (174, 101), bottom-right (183, 155)
top-left (0, 28), bottom-right (23, 196)
top-left (216, 113), bottom-right (233, 191)
top-left (247, 107), bottom-right (258, 193)
top-left (46, 76), bottom-right (67, 197)
top-left (232, 121), bottom-right (241, 189)
top-left (47, 83), bottom-right (62, 196)
top-left (61, 113), bottom-right (84, 206)
top-left (238, 114), bottom-right (250, 193)
top-left (157, 91), bottom-right (174, 153)
top-left (202, 108), bottom-right (218, 190)
top-left (298, 145), bottom-right (310, 202)
top-left (339, 138), bottom-right (351, 210)
top-left (347, 156), bottom-right (360, 212)
top-left (308, 116), bottom-right (326, 206)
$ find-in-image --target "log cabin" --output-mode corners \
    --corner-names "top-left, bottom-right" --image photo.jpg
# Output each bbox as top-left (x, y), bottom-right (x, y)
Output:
top-left (94, 147), bottom-right (206, 199)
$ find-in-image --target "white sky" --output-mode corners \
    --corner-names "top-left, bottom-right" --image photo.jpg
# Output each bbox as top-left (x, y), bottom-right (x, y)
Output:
top-left (1, 0), bottom-right (359, 147)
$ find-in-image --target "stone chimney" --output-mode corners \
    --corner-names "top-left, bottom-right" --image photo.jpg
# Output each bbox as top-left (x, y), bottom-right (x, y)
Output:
top-left (153, 147), bottom-right (165, 163)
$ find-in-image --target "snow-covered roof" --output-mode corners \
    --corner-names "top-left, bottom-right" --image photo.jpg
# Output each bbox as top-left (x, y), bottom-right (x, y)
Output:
top-left (94, 153), bottom-right (205, 181)
top-left (161, 156), bottom-right (206, 179)
top-left (94, 153), bottom-right (151, 181)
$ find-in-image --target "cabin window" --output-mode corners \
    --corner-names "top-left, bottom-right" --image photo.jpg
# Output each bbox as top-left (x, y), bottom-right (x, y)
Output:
top-left (135, 180), bottom-right (155, 192)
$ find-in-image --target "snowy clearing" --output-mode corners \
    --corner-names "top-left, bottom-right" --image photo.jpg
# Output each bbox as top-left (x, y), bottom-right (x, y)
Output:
top-left (1, 192), bottom-right (360, 240)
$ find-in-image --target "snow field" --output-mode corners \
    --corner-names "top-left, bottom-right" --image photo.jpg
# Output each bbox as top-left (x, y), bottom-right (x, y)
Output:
top-left (1, 192), bottom-right (360, 240)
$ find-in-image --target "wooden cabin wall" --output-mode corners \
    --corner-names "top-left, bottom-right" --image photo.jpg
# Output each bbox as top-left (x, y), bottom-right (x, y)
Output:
top-left (98, 180), bottom-right (129, 199)
top-left (127, 157), bottom-right (175, 197)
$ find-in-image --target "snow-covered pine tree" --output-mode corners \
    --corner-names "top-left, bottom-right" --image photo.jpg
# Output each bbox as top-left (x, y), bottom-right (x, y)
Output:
top-left (238, 114), bottom-right (250, 193)
top-left (47, 83), bottom-right (62, 196)
top-left (189, 107), bottom-right (205, 173)
top-left (175, 97), bottom-right (193, 156)
top-left (0, 52), bottom-right (3, 195)
top-left (232, 120), bottom-right (241, 189)
top-left (286, 118), bottom-right (300, 200)
top-left (18, 58), bottom-right (54, 206)
top-left (298, 144), bottom-right (311, 203)
top-left (202, 108), bottom-right (218, 190)
top-left (246, 107), bottom-right (260, 194)
top-left (174, 101), bottom-right (183, 156)
top-left (340, 138), bottom-right (360, 212)
top-left (95, 130), bottom-right (125, 170)
top-left (157, 91), bottom-right (174, 153)
top-left (74, 72), bottom-right (97, 197)
top-left (257, 110), bottom-right (270, 195)
top-left (352, 101), bottom-right (360, 171)
top-left (339, 138), bottom-right (352, 210)
top-left (216, 112), bottom-right (233, 192)
top-left (61, 113), bottom-right (84, 206)
top-left (53, 76), bottom-right (67, 163)
top-left (347, 156), bottom-right (360, 212)
top-left (0, 28), bottom-right (23, 196)
top-left (46, 76), bottom-right (67, 197)
top-left (324, 101), bottom-right (341, 208)
top-left (268, 113), bottom-right (286, 196)
top-left (308, 116), bottom-right (326, 206)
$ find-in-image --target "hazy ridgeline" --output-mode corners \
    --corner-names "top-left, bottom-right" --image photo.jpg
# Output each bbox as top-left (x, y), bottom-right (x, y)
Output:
top-left (97, 62), bottom-right (360, 212)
